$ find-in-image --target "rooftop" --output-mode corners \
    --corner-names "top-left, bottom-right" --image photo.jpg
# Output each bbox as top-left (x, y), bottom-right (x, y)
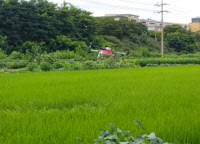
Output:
top-left (105, 14), bottom-right (139, 17)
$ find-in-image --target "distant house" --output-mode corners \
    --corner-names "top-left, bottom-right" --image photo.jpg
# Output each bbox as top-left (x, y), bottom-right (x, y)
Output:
top-left (140, 18), bottom-right (188, 32)
top-left (97, 14), bottom-right (139, 22)
top-left (189, 17), bottom-right (200, 32)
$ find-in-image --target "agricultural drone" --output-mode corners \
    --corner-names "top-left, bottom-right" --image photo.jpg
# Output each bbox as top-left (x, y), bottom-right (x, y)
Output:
top-left (89, 47), bottom-right (129, 60)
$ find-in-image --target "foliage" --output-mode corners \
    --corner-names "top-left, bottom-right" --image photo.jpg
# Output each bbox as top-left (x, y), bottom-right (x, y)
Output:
top-left (148, 31), bottom-right (161, 41)
top-left (129, 48), bottom-right (161, 58)
top-left (83, 60), bottom-right (98, 70)
top-left (71, 61), bottom-right (84, 70)
top-left (53, 61), bottom-right (65, 69)
top-left (0, 62), bottom-right (6, 69)
top-left (41, 54), bottom-right (54, 64)
top-left (0, 49), bottom-right (7, 59)
top-left (40, 61), bottom-right (51, 71)
top-left (133, 58), bottom-right (200, 67)
top-left (146, 38), bottom-right (160, 51)
top-left (52, 50), bottom-right (75, 59)
top-left (7, 61), bottom-right (27, 69)
top-left (75, 41), bottom-right (88, 57)
top-left (26, 63), bottom-right (38, 71)
top-left (9, 51), bottom-right (23, 59)
top-left (92, 36), bottom-right (113, 48)
top-left (195, 31), bottom-right (200, 42)
top-left (164, 25), bottom-right (187, 36)
top-left (0, 0), bottom-right (95, 51)
top-left (167, 32), bottom-right (197, 53)
top-left (95, 18), bottom-right (147, 41)
top-left (0, 35), bottom-right (11, 54)
top-left (102, 36), bottom-right (139, 51)
top-left (0, 0), bottom-right (199, 55)
top-left (77, 123), bottom-right (170, 144)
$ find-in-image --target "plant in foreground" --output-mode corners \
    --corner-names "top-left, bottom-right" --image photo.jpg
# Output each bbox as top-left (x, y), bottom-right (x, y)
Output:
top-left (77, 121), bottom-right (171, 144)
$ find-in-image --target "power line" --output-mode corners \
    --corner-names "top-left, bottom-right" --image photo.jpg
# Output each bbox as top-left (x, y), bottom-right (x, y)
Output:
top-left (80, 0), bottom-right (157, 12)
top-left (119, 0), bottom-right (154, 6)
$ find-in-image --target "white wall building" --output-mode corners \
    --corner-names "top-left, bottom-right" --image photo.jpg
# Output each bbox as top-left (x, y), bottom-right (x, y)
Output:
top-left (98, 14), bottom-right (140, 22)
top-left (140, 19), bottom-right (188, 31)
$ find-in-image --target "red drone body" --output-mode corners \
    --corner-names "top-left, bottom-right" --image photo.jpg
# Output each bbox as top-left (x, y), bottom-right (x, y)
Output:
top-left (99, 48), bottom-right (115, 57)
top-left (90, 47), bottom-right (127, 59)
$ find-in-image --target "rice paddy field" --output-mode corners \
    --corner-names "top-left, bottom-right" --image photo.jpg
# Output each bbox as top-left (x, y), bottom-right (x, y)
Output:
top-left (0, 66), bottom-right (200, 144)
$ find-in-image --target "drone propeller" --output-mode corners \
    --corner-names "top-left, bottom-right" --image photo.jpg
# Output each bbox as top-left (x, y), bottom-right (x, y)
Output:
top-left (90, 49), bottom-right (99, 53)
top-left (114, 51), bottom-right (130, 56)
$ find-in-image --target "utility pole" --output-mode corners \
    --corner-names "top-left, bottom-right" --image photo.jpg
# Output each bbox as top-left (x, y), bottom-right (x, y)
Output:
top-left (155, 0), bottom-right (169, 57)
top-left (155, 24), bottom-right (157, 41)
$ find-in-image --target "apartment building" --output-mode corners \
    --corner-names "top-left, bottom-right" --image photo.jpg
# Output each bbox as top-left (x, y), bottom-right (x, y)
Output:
top-left (189, 17), bottom-right (200, 32)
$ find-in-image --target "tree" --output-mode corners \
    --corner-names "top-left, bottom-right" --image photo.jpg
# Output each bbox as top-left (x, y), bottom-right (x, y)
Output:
top-left (195, 30), bottom-right (200, 42)
top-left (0, 35), bottom-right (11, 54)
top-left (167, 32), bottom-right (197, 53)
top-left (95, 17), bottom-right (123, 39)
top-left (0, 0), bottom-right (95, 52)
top-left (164, 24), bottom-right (187, 34)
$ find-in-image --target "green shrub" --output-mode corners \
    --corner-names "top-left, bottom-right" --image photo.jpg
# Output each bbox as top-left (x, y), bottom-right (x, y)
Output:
top-left (149, 52), bottom-right (161, 58)
top-left (71, 62), bottom-right (83, 70)
top-left (102, 58), bottom-right (118, 69)
top-left (129, 49), bottom-right (161, 58)
top-left (40, 62), bottom-right (51, 71)
top-left (134, 58), bottom-right (200, 67)
top-left (52, 50), bottom-right (75, 60)
top-left (7, 61), bottom-right (27, 69)
top-left (53, 61), bottom-right (65, 69)
top-left (41, 54), bottom-right (54, 64)
top-left (64, 63), bottom-right (70, 70)
top-left (9, 51), bottom-right (23, 59)
top-left (77, 123), bottom-right (171, 144)
top-left (129, 51), bottom-right (142, 58)
top-left (0, 62), bottom-right (6, 69)
top-left (0, 49), bottom-right (7, 59)
top-left (140, 47), bottom-right (150, 57)
top-left (167, 32), bottom-right (196, 53)
top-left (116, 61), bottom-right (136, 68)
top-left (26, 63), bottom-right (38, 71)
top-left (83, 60), bottom-right (98, 70)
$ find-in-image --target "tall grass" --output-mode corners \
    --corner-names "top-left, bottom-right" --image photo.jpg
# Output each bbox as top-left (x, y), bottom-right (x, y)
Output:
top-left (0, 66), bottom-right (200, 144)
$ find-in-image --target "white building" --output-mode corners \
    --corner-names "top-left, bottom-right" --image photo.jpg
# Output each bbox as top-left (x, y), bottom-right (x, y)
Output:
top-left (98, 14), bottom-right (140, 22)
top-left (140, 19), bottom-right (188, 31)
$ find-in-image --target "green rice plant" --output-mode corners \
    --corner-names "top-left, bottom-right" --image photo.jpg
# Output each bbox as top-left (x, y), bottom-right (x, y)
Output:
top-left (1, 66), bottom-right (200, 144)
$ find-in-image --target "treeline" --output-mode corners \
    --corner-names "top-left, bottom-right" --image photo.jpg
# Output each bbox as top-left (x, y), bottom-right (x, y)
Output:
top-left (0, 0), bottom-right (95, 54)
top-left (0, 0), bottom-right (200, 56)
top-left (0, 0), bottom-right (159, 56)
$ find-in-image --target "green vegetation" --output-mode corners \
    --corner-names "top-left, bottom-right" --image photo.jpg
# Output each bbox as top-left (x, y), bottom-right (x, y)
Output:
top-left (0, 66), bottom-right (200, 143)
top-left (1, 0), bottom-right (200, 56)
top-left (1, 1), bottom-right (200, 143)
top-left (77, 123), bottom-right (170, 144)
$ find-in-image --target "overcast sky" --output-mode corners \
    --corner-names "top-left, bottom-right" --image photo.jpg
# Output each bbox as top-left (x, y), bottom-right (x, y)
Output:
top-left (50, 0), bottom-right (200, 24)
